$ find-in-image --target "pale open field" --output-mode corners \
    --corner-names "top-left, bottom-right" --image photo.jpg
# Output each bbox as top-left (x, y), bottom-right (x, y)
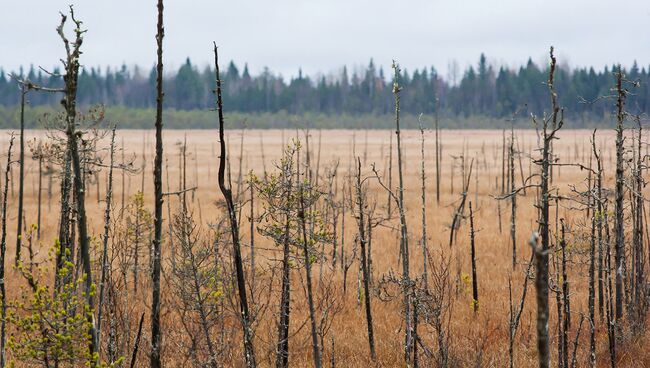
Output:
top-left (1, 128), bottom-right (647, 367)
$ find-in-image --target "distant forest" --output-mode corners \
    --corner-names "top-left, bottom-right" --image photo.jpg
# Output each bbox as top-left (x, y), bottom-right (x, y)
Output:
top-left (1, 54), bottom-right (648, 128)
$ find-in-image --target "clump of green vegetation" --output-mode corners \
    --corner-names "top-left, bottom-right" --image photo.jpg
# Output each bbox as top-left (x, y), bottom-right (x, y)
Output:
top-left (7, 242), bottom-right (122, 367)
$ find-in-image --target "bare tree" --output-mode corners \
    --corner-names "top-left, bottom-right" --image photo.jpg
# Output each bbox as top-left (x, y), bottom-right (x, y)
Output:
top-left (214, 43), bottom-right (257, 368)
top-left (532, 46), bottom-right (564, 368)
top-left (0, 135), bottom-right (15, 368)
top-left (55, 7), bottom-right (98, 358)
top-left (353, 158), bottom-right (376, 360)
top-left (469, 202), bottom-right (478, 313)
top-left (419, 116), bottom-right (429, 289)
top-left (97, 127), bottom-right (117, 359)
top-left (150, 0), bottom-right (165, 365)
top-left (613, 66), bottom-right (626, 325)
top-left (391, 60), bottom-right (412, 364)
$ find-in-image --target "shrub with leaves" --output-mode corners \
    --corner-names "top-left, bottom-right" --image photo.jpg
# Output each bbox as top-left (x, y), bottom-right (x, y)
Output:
top-left (7, 243), bottom-right (122, 367)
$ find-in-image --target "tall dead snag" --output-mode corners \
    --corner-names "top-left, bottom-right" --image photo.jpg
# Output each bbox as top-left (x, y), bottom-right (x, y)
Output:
top-left (533, 46), bottom-right (563, 368)
top-left (469, 202), bottom-right (478, 312)
top-left (387, 131), bottom-right (393, 218)
top-left (613, 66), bottom-right (626, 327)
top-left (214, 43), bottom-right (257, 368)
top-left (632, 116), bottom-right (646, 329)
top-left (15, 85), bottom-right (26, 266)
top-left (150, 0), bottom-right (164, 366)
top-left (249, 177), bottom-right (255, 286)
top-left (589, 130), bottom-right (601, 367)
top-left (391, 60), bottom-right (412, 364)
top-left (0, 136), bottom-right (14, 368)
top-left (97, 127), bottom-right (116, 354)
top-left (560, 219), bottom-right (570, 368)
top-left (419, 116), bottom-right (429, 289)
top-left (603, 206), bottom-right (616, 367)
top-left (434, 97), bottom-right (441, 204)
top-left (55, 141), bottom-right (72, 289)
top-left (354, 158), bottom-right (376, 360)
top-left (55, 7), bottom-right (98, 359)
top-left (509, 124), bottom-right (517, 268)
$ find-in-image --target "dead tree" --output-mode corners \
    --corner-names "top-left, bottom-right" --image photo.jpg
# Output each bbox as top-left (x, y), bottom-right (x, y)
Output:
top-left (96, 127), bottom-right (116, 358)
top-left (52, 7), bottom-right (98, 359)
top-left (249, 176), bottom-right (256, 286)
top-left (560, 219), bottom-right (570, 368)
top-left (0, 136), bottom-right (14, 368)
top-left (419, 117), bottom-right (429, 289)
top-left (214, 43), bottom-right (257, 368)
top-left (613, 66), bottom-right (626, 326)
top-left (434, 97), bottom-right (441, 204)
top-left (631, 116), bottom-right (646, 328)
top-left (150, 0), bottom-right (165, 366)
top-left (15, 84), bottom-right (26, 266)
top-left (588, 130), bottom-right (601, 367)
top-left (532, 46), bottom-right (564, 368)
top-left (469, 202), bottom-right (478, 313)
top-left (391, 60), bottom-right (412, 364)
top-left (509, 123), bottom-right (517, 267)
top-left (354, 158), bottom-right (376, 360)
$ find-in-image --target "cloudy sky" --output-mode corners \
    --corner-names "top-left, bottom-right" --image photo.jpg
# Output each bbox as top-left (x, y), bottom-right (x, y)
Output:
top-left (3, 0), bottom-right (649, 79)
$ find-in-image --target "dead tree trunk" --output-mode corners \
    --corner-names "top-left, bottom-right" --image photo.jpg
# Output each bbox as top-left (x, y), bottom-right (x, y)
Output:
top-left (588, 130), bottom-right (599, 367)
top-left (419, 119), bottom-right (429, 289)
top-left (56, 8), bottom-right (98, 359)
top-left (435, 98), bottom-right (441, 204)
top-left (392, 61), bottom-right (412, 365)
top-left (15, 85), bottom-right (26, 267)
top-left (249, 179), bottom-right (256, 286)
top-left (36, 146), bottom-right (43, 240)
top-left (561, 220), bottom-right (570, 368)
top-left (534, 46), bottom-right (563, 368)
top-left (355, 158), bottom-right (376, 360)
top-left (97, 127), bottom-right (116, 354)
top-left (469, 202), bottom-right (478, 313)
top-left (510, 126), bottom-right (517, 267)
top-left (387, 132), bottom-right (393, 218)
top-left (214, 43), bottom-right (257, 368)
top-left (633, 118), bottom-right (645, 327)
top-left (613, 67), bottom-right (625, 325)
top-left (150, 1), bottom-right (165, 366)
top-left (0, 136), bottom-right (15, 368)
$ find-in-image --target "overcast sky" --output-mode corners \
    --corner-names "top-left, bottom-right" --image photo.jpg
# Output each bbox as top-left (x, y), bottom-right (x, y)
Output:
top-left (2, 0), bottom-right (649, 80)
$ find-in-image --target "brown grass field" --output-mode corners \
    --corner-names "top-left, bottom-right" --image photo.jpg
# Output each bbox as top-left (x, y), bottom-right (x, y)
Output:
top-left (1, 128), bottom-right (648, 367)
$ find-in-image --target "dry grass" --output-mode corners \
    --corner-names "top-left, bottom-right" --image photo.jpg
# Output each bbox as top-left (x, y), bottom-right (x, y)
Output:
top-left (1, 128), bottom-right (647, 367)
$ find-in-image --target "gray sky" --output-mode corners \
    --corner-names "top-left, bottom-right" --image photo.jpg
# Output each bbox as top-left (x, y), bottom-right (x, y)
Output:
top-left (3, 0), bottom-right (649, 80)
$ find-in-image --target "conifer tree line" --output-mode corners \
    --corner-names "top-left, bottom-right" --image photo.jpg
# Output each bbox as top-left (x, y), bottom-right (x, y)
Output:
top-left (1, 54), bottom-right (649, 123)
